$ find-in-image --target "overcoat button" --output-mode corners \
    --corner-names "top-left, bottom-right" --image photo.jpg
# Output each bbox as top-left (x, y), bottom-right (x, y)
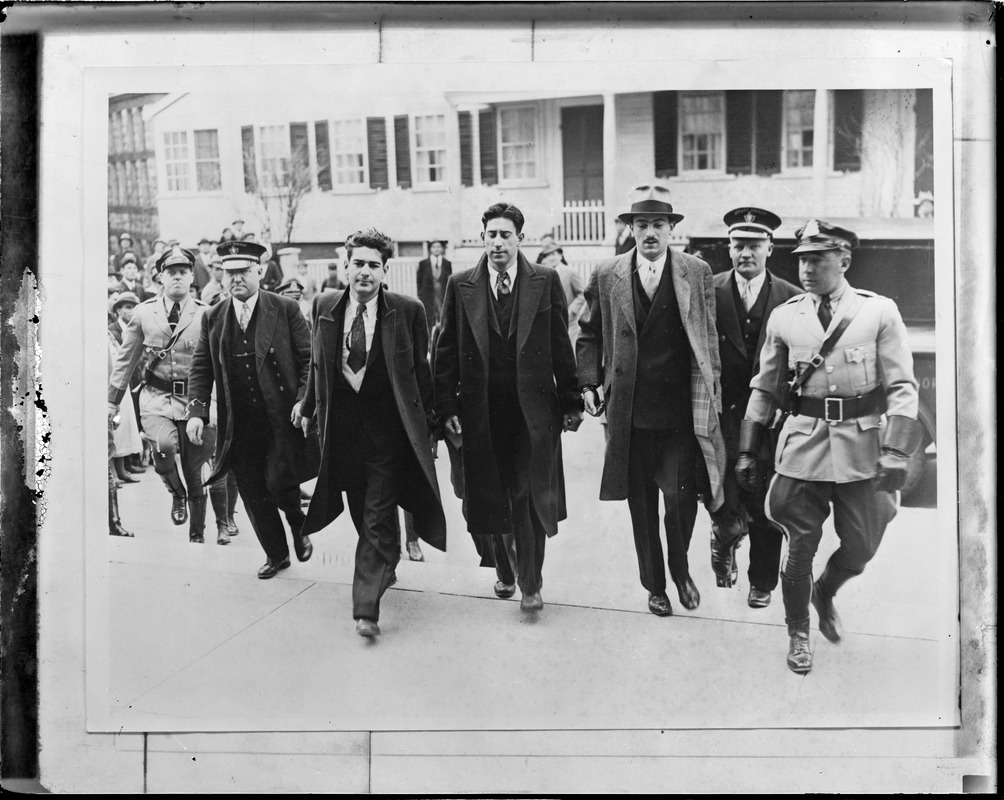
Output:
top-left (414, 399), bottom-right (420, 407)
top-left (615, 367), bottom-right (622, 375)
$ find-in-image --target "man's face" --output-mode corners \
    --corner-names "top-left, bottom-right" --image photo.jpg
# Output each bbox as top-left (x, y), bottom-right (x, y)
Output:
top-left (430, 241), bottom-right (444, 257)
top-left (211, 266), bottom-right (224, 283)
top-left (233, 222), bottom-right (244, 233)
top-left (161, 266), bottom-right (193, 301)
top-left (798, 250), bottom-right (849, 296)
top-left (632, 215), bottom-right (674, 261)
top-left (117, 302), bottom-right (136, 324)
top-left (120, 237), bottom-right (132, 250)
top-left (223, 264), bottom-right (261, 302)
top-left (121, 262), bottom-right (138, 282)
top-left (482, 217), bottom-right (522, 271)
top-left (729, 235), bottom-right (773, 280)
top-left (199, 242), bottom-right (211, 254)
top-left (541, 250), bottom-right (562, 269)
top-left (346, 246), bottom-right (387, 304)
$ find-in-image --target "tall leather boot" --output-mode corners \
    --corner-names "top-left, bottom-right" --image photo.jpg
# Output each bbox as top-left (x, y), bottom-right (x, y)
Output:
top-left (782, 574), bottom-right (813, 674)
top-left (710, 509), bottom-right (743, 588)
top-left (108, 467), bottom-right (134, 537)
top-left (208, 479), bottom-right (231, 545)
top-left (188, 495), bottom-right (208, 544)
top-left (158, 465), bottom-right (188, 525)
top-left (811, 565), bottom-right (849, 643)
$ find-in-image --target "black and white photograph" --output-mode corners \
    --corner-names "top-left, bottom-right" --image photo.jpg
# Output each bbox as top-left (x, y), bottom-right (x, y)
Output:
top-left (1, 2), bottom-right (994, 794)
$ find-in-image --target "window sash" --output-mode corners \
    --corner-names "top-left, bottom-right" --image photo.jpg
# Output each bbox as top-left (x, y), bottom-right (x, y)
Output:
top-left (498, 106), bottom-right (537, 181)
top-left (783, 90), bottom-right (816, 169)
top-left (194, 129), bottom-right (221, 191)
top-left (330, 119), bottom-right (367, 185)
top-left (258, 125), bottom-right (291, 188)
top-left (679, 92), bottom-right (724, 172)
top-left (163, 131), bottom-right (190, 192)
top-left (413, 114), bottom-right (447, 184)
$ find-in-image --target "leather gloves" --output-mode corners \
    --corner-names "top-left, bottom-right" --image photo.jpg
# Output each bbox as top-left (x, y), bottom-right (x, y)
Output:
top-left (874, 415), bottom-right (922, 493)
top-left (734, 419), bottom-right (767, 492)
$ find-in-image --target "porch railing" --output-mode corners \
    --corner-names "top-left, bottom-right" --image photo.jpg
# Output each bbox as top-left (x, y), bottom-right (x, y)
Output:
top-left (558, 199), bottom-right (606, 244)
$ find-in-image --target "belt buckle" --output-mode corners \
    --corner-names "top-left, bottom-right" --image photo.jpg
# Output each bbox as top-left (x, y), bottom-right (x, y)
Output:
top-left (809, 353), bottom-right (825, 368)
top-left (172, 379), bottom-right (187, 396)
top-left (824, 397), bottom-right (844, 423)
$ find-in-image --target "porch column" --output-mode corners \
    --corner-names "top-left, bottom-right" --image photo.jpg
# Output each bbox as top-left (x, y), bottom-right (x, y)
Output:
top-left (603, 92), bottom-right (618, 245)
top-left (812, 88), bottom-right (830, 214)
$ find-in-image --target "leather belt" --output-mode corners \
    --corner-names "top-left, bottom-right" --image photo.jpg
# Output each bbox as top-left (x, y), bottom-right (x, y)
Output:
top-left (144, 373), bottom-right (188, 397)
top-left (792, 387), bottom-right (885, 422)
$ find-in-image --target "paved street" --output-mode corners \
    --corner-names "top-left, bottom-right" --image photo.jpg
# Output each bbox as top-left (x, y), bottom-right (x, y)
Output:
top-left (104, 414), bottom-right (956, 733)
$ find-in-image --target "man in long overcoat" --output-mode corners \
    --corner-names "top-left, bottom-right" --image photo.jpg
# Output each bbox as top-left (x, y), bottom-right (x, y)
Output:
top-left (185, 241), bottom-right (319, 579)
top-left (576, 186), bottom-right (733, 617)
top-left (416, 239), bottom-right (452, 334)
top-left (435, 202), bottom-right (582, 614)
top-left (295, 229), bottom-right (446, 637)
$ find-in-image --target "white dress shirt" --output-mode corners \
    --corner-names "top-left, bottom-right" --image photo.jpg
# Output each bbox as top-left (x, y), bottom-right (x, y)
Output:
top-left (635, 251), bottom-right (668, 298)
top-left (488, 260), bottom-right (519, 301)
top-left (231, 291), bottom-right (259, 332)
top-left (734, 270), bottom-right (767, 312)
top-left (341, 293), bottom-right (379, 393)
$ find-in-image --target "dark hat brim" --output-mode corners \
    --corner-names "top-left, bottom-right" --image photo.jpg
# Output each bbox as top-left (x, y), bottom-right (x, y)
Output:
top-left (619, 211), bottom-right (685, 225)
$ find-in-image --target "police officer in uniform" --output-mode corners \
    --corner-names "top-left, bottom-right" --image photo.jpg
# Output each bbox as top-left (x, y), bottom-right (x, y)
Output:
top-left (736, 220), bottom-right (921, 674)
top-left (710, 207), bottom-right (801, 606)
top-left (108, 246), bottom-right (216, 544)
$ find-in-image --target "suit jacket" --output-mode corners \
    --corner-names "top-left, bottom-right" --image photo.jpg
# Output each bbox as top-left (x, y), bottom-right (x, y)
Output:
top-left (299, 289), bottom-right (446, 550)
top-left (109, 295), bottom-right (206, 421)
top-left (434, 252), bottom-right (579, 538)
top-left (576, 248), bottom-right (727, 509)
top-left (417, 256), bottom-right (452, 318)
top-left (746, 283), bottom-right (918, 483)
top-left (193, 253), bottom-right (214, 292)
top-left (186, 290), bottom-right (319, 489)
top-left (714, 269), bottom-right (802, 459)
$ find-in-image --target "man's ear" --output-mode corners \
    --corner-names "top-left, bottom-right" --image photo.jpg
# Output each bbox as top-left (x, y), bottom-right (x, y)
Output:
top-left (480, 231), bottom-right (486, 243)
top-left (517, 232), bottom-right (524, 244)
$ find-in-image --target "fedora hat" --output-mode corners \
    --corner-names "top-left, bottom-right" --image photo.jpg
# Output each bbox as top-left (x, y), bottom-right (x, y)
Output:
top-left (618, 184), bottom-right (684, 225)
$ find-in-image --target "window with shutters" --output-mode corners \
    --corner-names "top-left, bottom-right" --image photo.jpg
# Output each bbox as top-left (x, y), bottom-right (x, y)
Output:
top-left (258, 124), bottom-right (291, 189)
top-left (330, 119), bottom-right (367, 186)
top-left (679, 92), bottom-right (725, 173)
top-left (783, 90), bottom-right (815, 170)
top-left (412, 114), bottom-right (447, 185)
top-left (497, 105), bottom-right (539, 183)
top-left (161, 129), bottom-right (221, 192)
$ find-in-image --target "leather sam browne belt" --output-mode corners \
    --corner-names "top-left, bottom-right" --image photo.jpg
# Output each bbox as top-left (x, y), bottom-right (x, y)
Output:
top-left (144, 373), bottom-right (188, 397)
top-left (791, 386), bottom-right (885, 422)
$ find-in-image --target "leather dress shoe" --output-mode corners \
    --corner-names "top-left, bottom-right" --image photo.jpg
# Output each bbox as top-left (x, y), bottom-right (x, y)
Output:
top-left (257, 557), bottom-right (291, 579)
top-left (520, 591), bottom-right (543, 612)
top-left (647, 592), bottom-right (674, 617)
top-left (747, 586), bottom-right (772, 608)
top-left (356, 618), bottom-right (380, 638)
top-left (673, 576), bottom-right (701, 610)
top-left (227, 517), bottom-right (239, 536)
top-left (494, 581), bottom-right (516, 599)
top-left (126, 463), bottom-right (146, 474)
top-left (118, 473), bottom-right (139, 484)
top-left (293, 533), bottom-right (313, 562)
top-left (406, 540), bottom-right (425, 562)
top-left (811, 581), bottom-right (842, 643)
top-left (189, 532), bottom-right (204, 544)
top-left (216, 525), bottom-right (231, 545)
top-left (170, 495), bottom-right (188, 526)
top-left (787, 633), bottom-right (813, 674)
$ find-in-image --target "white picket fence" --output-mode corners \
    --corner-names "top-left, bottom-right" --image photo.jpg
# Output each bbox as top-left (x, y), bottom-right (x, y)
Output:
top-left (558, 199), bottom-right (606, 244)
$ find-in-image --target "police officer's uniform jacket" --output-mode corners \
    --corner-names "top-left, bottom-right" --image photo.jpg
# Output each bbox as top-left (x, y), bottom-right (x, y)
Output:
top-left (745, 280), bottom-right (919, 482)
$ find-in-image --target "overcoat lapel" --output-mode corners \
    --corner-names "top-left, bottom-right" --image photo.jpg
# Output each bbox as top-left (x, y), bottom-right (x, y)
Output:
top-left (754, 272), bottom-right (779, 355)
top-left (317, 291), bottom-right (349, 399)
top-left (515, 257), bottom-right (546, 352)
top-left (378, 291), bottom-right (397, 368)
top-left (717, 272), bottom-right (746, 358)
top-left (457, 258), bottom-right (491, 366)
top-left (613, 255), bottom-right (637, 337)
top-left (254, 291), bottom-right (279, 372)
top-left (670, 252), bottom-right (693, 329)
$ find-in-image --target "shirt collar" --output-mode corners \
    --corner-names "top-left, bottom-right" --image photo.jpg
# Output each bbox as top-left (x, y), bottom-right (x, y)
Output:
top-left (636, 251), bottom-right (668, 273)
top-left (233, 290), bottom-right (259, 316)
top-left (489, 260), bottom-right (518, 291)
top-left (734, 269), bottom-right (767, 295)
top-left (162, 294), bottom-right (188, 313)
top-left (347, 291), bottom-right (379, 318)
top-left (814, 278), bottom-right (848, 304)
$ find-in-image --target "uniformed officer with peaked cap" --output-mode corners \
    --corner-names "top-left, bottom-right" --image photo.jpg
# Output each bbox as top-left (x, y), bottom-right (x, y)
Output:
top-left (736, 219), bottom-right (921, 674)
top-left (109, 245), bottom-right (216, 543)
top-left (709, 207), bottom-right (801, 605)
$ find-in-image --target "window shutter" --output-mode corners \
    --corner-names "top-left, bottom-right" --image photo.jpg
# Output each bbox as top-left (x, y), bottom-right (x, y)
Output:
top-left (913, 88), bottom-right (933, 194)
top-left (652, 91), bottom-right (678, 178)
top-left (367, 117), bottom-right (389, 190)
top-left (289, 122), bottom-right (310, 176)
top-left (394, 115), bottom-right (411, 189)
top-left (833, 89), bottom-right (864, 173)
top-left (241, 125), bottom-right (256, 192)
top-left (458, 111), bottom-right (474, 187)
top-left (725, 90), bottom-right (754, 176)
top-left (478, 109), bottom-right (498, 186)
top-left (753, 90), bottom-right (783, 175)
top-left (314, 121), bottom-right (332, 191)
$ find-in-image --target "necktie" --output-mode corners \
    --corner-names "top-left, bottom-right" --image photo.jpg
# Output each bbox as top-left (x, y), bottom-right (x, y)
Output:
top-left (642, 264), bottom-right (659, 300)
top-left (740, 280), bottom-right (754, 312)
top-left (497, 271), bottom-right (511, 297)
top-left (817, 294), bottom-right (832, 330)
top-left (347, 303), bottom-right (367, 373)
top-left (168, 302), bottom-right (180, 331)
top-left (238, 302), bottom-right (249, 332)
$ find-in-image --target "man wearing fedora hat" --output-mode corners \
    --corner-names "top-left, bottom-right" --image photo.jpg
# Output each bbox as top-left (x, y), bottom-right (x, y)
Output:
top-left (186, 240), bottom-right (320, 579)
top-left (577, 185), bottom-right (733, 617)
top-left (737, 219), bottom-right (920, 674)
top-left (710, 207), bottom-right (802, 607)
top-left (109, 246), bottom-right (216, 543)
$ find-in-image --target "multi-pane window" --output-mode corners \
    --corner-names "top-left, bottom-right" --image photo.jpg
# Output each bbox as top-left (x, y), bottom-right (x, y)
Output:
top-left (110, 112), bottom-right (123, 155)
top-left (330, 119), bottom-right (366, 185)
top-left (258, 125), bottom-right (290, 188)
top-left (194, 130), bottom-right (221, 191)
top-left (163, 131), bottom-right (189, 192)
top-left (679, 92), bottom-right (724, 172)
top-left (413, 114), bottom-right (447, 184)
top-left (499, 106), bottom-right (537, 181)
top-left (784, 90), bottom-right (815, 169)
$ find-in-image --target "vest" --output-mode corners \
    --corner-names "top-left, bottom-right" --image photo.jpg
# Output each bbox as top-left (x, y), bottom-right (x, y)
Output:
top-left (487, 277), bottom-right (519, 414)
top-left (228, 304), bottom-right (269, 434)
top-left (731, 273), bottom-right (771, 377)
top-left (631, 260), bottom-right (693, 429)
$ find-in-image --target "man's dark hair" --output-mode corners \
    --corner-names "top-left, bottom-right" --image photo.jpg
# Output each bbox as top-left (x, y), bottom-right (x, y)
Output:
top-left (345, 228), bottom-right (395, 264)
top-left (481, 202), bottom-right (525, 234)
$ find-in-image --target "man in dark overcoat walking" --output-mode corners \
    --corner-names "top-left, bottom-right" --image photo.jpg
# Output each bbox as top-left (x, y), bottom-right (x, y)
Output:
top-left (185, 240), bottom-right (319, 579)
top-left (295, 229), bottom-right (446, 638)
top-left (435, 202), bottom-right (582, 614)
top-left (416, 239), bottom-right (452, 334)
